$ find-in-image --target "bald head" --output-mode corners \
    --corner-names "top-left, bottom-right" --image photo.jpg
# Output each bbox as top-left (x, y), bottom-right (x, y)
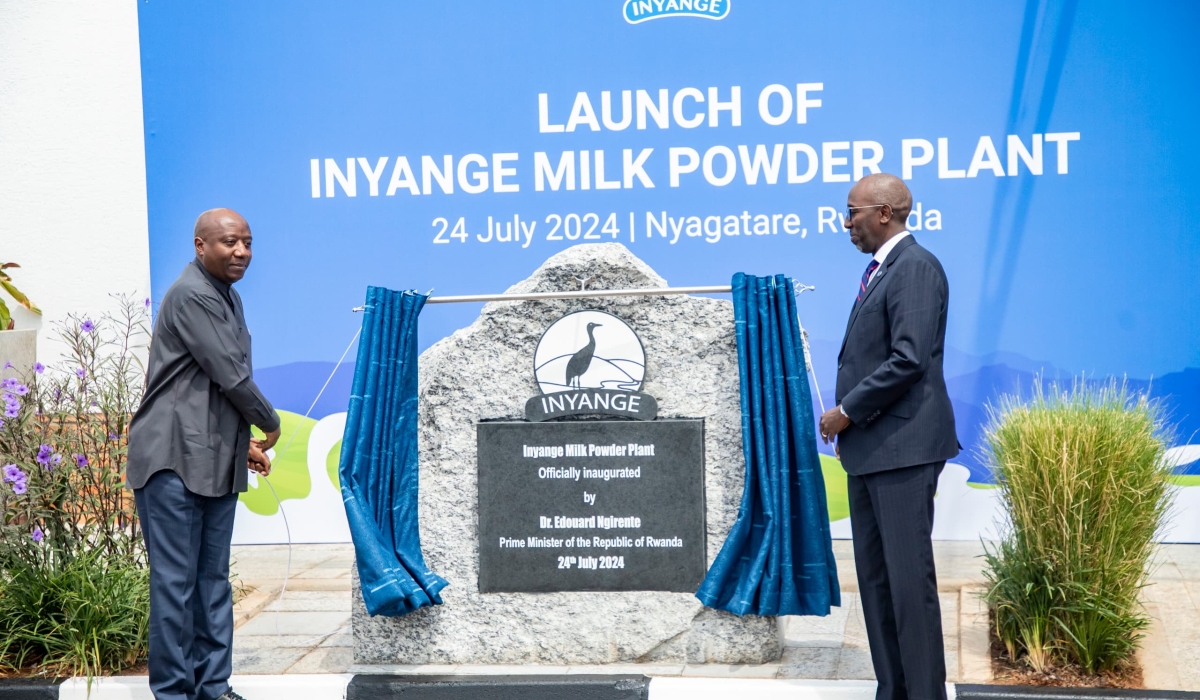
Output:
top-left (194, 208), bottom-right (253, 283)
top-left (845, 174), bottom-right (912, 254)
top-left (194, 208), bottom-right (249, 242)
top-left (854, 174), bottom-right (912, 223)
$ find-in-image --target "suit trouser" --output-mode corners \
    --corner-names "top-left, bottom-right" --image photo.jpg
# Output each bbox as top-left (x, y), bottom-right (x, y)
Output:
top-left (135, 470), bottom-right (238, 700)
top-left (847, 461), bottom-right (946, 700)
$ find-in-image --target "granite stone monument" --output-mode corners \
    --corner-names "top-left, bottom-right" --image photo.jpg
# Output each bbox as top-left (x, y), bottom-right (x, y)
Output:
top-left (352, 243), bottom-right (780, 665)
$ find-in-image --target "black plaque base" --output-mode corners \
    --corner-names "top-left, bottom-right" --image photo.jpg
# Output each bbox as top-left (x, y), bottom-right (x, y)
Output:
top-left (477, 419), bottom-right (706, 593)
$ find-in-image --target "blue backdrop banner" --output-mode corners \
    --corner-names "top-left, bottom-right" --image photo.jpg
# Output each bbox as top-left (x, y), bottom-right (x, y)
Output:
top-left (137, 1), bottom-right (1200, 543)
top-left (339, 286), bottom-right (447, 616)
top-left (697, 273), bottom-right (839, 616)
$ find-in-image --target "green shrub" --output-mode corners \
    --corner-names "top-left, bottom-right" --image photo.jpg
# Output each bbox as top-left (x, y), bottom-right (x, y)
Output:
top-left (983, 379), bottom-right (1173, 674)
top-left (0, 298), bottom-right (150, 675)
top-left (0, 550), bottom-right (149, 676)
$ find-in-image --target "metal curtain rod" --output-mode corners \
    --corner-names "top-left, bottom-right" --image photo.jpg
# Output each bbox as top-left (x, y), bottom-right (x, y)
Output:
top-left (351, 283), bottom-right (815, 310)
top-left (428, 285), bottom-right (731, 304)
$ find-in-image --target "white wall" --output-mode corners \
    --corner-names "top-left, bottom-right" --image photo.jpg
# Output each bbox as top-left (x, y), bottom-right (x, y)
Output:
top-left (0, 0), bottom-right (150, 362)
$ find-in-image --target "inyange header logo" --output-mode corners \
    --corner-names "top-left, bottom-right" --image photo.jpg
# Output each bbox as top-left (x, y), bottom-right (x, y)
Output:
top-left (623, 0), bottom-right (730, 24)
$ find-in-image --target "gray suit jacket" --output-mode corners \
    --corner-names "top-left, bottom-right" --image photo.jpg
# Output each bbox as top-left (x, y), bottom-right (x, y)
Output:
top-left (835, 235), bottom-right (959, 476)
top-left (127, 260), bottom-right (280, 497)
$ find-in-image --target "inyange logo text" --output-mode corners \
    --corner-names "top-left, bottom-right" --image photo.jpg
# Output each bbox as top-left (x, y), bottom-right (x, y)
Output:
top-left (624, 0), bottom-right (730, 24)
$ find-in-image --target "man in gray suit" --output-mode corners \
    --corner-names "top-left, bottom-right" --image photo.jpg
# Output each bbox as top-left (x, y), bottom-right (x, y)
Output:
top-left (128, 208), bottom-right (279, 700)
top-left (819, 174), bottom-right (959, 700)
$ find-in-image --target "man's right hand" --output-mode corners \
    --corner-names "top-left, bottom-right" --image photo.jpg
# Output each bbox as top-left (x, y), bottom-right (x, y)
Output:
top-left (256, 427), bottom-right (282, 451)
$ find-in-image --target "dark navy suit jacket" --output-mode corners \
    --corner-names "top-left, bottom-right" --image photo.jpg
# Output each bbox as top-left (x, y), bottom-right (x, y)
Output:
top-left (835, 235), bottom-right (959, 476)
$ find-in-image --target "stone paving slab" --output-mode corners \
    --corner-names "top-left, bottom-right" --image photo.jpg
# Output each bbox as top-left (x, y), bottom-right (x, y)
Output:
top-left (780, 649), bottom-right (839, 679)
top-left (288, 646), bottom-right (355, 674)
top-left (264, 590), bottom-right (351, 612)
top-left (238, 611), bottom-right (351, 637)
top-left (320, 632), bottom-right (353, 648)
top-left (233, 647), bottom-right (312, 675)
top-left (236, 633), bottom-right (340, 650)
top-left (782, 601), bottom-right (852, 647)
top-left (959, 587), bottom-right (991, 683)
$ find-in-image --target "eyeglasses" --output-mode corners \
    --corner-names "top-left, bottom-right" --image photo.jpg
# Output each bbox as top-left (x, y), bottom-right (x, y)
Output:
top-left (846, 204), bottom-right (888, 221)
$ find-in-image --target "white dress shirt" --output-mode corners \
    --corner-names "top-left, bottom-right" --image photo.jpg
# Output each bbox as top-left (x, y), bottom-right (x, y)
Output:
top-left (868, 230), bottom-right (911, 285)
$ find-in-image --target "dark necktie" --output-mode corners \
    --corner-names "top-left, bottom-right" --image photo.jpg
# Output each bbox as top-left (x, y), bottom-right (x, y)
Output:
top-left (857, 260), bottom-right (881, 302)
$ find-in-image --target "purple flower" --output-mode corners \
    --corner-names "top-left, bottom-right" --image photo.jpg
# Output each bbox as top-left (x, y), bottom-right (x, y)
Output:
top-left (14, 384), bottom-right (28, 396)
top-left (36, 444), bottom-right (52, 465)
top-left (0, 378), bottom-right (15, 390)
top-left (31, 527), bottom-right (43, 543)
top-left (144, 297), bottom-right (152, 309)
top-left (80, 319), bottom-right (95, 333)
top-left (50, 454), bottom-right (62, 467)
top-left (74, 454), bottom-right (88, 468)
top-left (74, 367), bottom-right (86, 378)
top-left (108, 433), bottom-right (118, 440)
top-left (2, 361), bottom-right (11, 370)
top-left (3, 405), bottom-right (17, 419)
top-left (11, 480), bottom-right (26, 495)
top-left (33, 362), bottom-right (44, 375)
top-left (2, 464), bottom-right (20, 481)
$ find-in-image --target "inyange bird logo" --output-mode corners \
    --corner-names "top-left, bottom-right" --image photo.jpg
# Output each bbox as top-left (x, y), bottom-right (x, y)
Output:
top-left (533, 310), bottom-right (645, 394)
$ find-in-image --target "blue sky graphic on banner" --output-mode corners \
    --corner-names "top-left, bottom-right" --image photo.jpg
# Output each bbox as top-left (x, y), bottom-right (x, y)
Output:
top-left (138, 1), bottom-right (1200, 502)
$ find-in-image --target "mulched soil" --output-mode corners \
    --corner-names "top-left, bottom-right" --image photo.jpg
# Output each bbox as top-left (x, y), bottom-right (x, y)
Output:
top-left (0, 659), bottom-right (147, 679)
top-left (0, 664), bottom-right (61, 679)
top-left (989, 612), bottom-right (1143, 688)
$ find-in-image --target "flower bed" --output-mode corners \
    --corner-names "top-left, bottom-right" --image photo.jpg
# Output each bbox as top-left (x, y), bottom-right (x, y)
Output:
top-left (0, 299), bottom-right (150, 677)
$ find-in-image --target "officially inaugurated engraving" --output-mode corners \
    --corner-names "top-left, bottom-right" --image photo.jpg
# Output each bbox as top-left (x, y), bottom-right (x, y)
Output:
top-left (477, 420), bottom-right (706, 593)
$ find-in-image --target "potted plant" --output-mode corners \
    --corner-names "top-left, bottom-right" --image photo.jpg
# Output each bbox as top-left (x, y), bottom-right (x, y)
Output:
top-left (0, 262), bottom-right (42, 379)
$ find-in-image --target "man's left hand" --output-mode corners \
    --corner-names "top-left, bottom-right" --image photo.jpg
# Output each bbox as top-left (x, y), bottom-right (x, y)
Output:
top-left (248, 444), bottom-right (272, 476)
top-left (819, 405), bottom-right (851, 444)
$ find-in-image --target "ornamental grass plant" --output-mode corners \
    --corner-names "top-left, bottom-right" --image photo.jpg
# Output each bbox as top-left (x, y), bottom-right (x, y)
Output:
top-left (0, 297), bottom-right (150, 676)
top-left (983, 379), bottom-right (1174, 675)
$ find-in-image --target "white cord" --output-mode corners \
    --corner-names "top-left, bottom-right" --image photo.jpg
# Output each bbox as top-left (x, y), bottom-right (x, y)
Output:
top-left (259, 475), bottom-right (291, 637)
top-left (800, 325), bottom-right (827, 414)
top-left (259, 327), bottom-right (362, 636)
top-left (793, 284), bottom-right (826, 414)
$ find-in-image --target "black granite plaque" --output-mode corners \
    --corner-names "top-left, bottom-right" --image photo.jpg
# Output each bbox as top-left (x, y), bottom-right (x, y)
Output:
top-left (477, 419), bottom-right (706, 593)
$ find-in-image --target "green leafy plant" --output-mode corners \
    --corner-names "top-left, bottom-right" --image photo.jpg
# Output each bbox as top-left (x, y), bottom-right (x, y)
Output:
top-left (983, 378), bottom-right (1173, 674)
top-left (0, 263), bottom-right (42, 331)
top-left (0, 550), bottom-right (149, 677)
top-left (0, 297), bottom-right (150, 676)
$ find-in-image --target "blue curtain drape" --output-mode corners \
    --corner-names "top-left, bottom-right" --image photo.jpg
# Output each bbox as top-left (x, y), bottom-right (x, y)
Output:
top-left (340, 286), bottom-right (448, 617)
top-left (695, 273), bottom-right (840, 616)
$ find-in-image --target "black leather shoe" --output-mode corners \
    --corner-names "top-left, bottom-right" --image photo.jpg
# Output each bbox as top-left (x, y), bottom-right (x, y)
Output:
top-left (216, 691), bottom-right (248, 700)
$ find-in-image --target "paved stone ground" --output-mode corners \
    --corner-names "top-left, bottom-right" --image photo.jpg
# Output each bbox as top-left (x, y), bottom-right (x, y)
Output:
top-left (1138, 544), bottom-right (1200, 690)
top-left (227, 541), bottom-right (1200, 685)
top-left (230, 544), bottom-right (353, 675)
top-left (781, 540), bottom-right (989, 682)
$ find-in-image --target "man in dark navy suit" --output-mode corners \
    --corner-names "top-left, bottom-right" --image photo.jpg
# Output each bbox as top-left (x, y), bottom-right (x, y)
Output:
top-left (819, 173), bottom-right (959, 700)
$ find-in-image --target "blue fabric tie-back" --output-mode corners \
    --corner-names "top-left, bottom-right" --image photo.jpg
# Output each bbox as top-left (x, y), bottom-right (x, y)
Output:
top-left (695, 273), bottom-right (840, 616)
top-left (340, 286), bottom-right (448, 617)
